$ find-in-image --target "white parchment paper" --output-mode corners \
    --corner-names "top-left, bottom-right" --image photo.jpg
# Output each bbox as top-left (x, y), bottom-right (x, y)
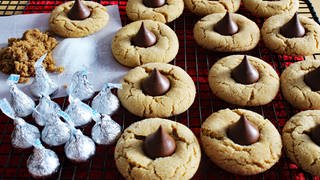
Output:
top-left (0, 5), bottom-right (129, 100)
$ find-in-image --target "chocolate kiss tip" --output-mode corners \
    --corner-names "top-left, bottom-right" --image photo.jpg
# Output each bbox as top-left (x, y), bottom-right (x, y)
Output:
top-left (311, 124), bottom-right (320, 146)
top-left (143, 0), bottom-right (166, 8)
top-left (227, 115), bottom-right (260, 145)
top-left (141, 68), bottom-right (170, 96)
top-left (304, 66), bottom-right (320, 91)
top-left (143, 125), bottom-right (176, 159)
top-left (132, 22), bottom-right (157, 48)
top-left (68, 0), bottom-right (91, 20)
top-left (214, 12), bottom-right (239, 36)
top-left (231, 55), bottom-right (259, 84)
top-left (280, 13), bottom-right (305, 38)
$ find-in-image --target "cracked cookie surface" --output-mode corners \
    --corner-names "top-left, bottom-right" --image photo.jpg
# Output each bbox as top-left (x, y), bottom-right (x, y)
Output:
top-left (193, 13), bottom-right (260, 52)
top-left (184, 0), bottom-right (240, 16)
top-left (115, 118), bottom-right (201, 180)
top-left (282, 110), bottom-right (320, 175)
top-left (49, 1), bottom-right (109, 38)
top-left (208, 55), bottom-right (280, 106)
top-left (243, 0), bottom-right (299, 18)
top-left (126, 0), bottom-right (184, 23)
top-left (112, 20), bottom-right (179, 67)
top-left (201, 108), bottom-right (282, 175)
top-left (280, 60), bottom-right (320, 110)
top-left (117, 63), bottom-right (196, 118)
top-left (261, 13), bottom-right (320, 56)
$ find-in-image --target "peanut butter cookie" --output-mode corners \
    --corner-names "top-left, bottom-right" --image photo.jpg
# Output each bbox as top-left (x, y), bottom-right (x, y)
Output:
top-left (184, 0), bottom-right (241, 16)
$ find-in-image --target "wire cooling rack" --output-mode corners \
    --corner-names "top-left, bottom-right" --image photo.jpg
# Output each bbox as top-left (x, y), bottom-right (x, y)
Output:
top-left (0, 0), bottom-right (320, 179)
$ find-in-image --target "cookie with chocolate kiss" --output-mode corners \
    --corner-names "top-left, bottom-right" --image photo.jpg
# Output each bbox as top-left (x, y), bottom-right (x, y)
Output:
top-left (132, 22), bottom-right (157, 48)
top-left (214, 12), bottom-right (239, 36)
top-left (310, 124), bottom-right (320, 146)
top-left (68, 0), bottom-right (91, 20)
top-left (141, 68), bottom-right (170, 96)
top-left (280, 13), bottom-right (305, 38)
top-left (304, 66), bottom-right (320, 91)
top-left (231, 55), bottom-right (259, 84)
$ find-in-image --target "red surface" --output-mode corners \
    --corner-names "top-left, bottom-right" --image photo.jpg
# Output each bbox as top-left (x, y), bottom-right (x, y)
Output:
top-left (0, 0), bottom-right (319, 179)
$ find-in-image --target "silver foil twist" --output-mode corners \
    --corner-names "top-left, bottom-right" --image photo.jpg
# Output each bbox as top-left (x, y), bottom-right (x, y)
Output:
top-left (65, 99), bottom-right (92, 127)
top-left (41, 114), bottom-right (71, 146)
top-left (91, 115), bottom-right (121, 145)
top-left (11, 118), bottom-right (40, 149)
top-left (30, 65), bottom-right (58, 98)
top-left (91, 87), bottom-right (120, 115)
top-left (10, 85), bottom-right (35, 117)
top-left (32, 95), bottom-right (61, 126)
top-left (68, 71), bottom-right (94, 101)
top-left (27, 145), bottom-right (60, 178)
top-left (64, 129), bottom-right (95, 162)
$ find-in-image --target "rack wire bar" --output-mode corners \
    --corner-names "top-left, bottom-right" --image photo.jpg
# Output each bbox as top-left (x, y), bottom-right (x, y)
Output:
top-left (0, 0), bottom-right (320, 179)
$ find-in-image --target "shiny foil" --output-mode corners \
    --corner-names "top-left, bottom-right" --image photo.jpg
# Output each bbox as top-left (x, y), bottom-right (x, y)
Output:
top-left (65, 99), bottom-right (92, 127)
top-left (30, 65), bottom-right (58, 98)
top-left (91, 87), bottom-right (120, 115)
top-left (64, 130), bottom-right (95, 162)
top-left (32, 95), bottom-right (61, 126)
top-left (27, 146), bottom-right (60, 178)
top-left (91, 115), bottom-right (121, 145)
top-left (41, 114), bottom-right (71, 146)
top-left (11, 118), bottom-right (40, 149)
top-left (68, 71), bottom-right (94, 101)
top-left (9, 85), bottom-right (35, 117)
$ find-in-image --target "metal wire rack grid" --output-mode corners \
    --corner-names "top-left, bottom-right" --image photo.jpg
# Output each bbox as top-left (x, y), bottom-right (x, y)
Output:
top-left (0, 0), bottom-right (320, 179)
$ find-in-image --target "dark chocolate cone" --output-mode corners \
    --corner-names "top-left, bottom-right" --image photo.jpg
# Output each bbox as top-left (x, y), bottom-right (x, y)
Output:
top-left (227, 115), bottom-right (260, 145)
top-left (310, 124), bottom-right (320, 146)
top-left (143, 126), bottom-right (176, 159)
top-left (214, 12), bottom-right (239, 36)
top-left (280, 13), bottom-right (305, 38)
top-left (143, 0), bottom-right (166, 8)
top-left (68, 0), bottom-right (91, 20)
top-left (132, 22), bottom-right (157, 48)
top-left (304, 66), bottom-right (320, 91)
top-left (142, 68), bottom-right (170, 96)
top-left (231, 55), bottom-right (260, 84)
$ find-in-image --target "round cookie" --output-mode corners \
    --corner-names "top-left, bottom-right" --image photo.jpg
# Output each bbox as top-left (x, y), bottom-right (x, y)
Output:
top-left (243, 0), bottom-right (299, 18)
top-left (126, 0), bottom-right (184, 23)
top-left (117, 63), bottom-right (196, 118)
top-left (184, 0), bottom-right (241, 16)
top-left (201, 108), bottom-right (282, 175)
top-left (280, 60), bottom-right (320, 110)
top-left (208, 55), bottom-right (280, 106)
top-left (193, 13), bottom-right (260, 52)
top-left (49, 1), bottom-right (109, 38)
top-left (115, 118), bottom-right (201, 179)
top-left (261, 13), bottom-right (320, 56)
top-left (112, 20), bottom-right (179, 67)
top-left (282, 110), bottom-right (320, 176)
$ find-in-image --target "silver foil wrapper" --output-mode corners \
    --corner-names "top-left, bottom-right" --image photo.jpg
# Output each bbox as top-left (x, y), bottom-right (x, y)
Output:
top-left (65, 100), bottom-right (92, 127)
top-left (27, 146), bottom-right (60, 178)
top-left (91, 88), bottom-right (120, 115)
top-left (10, 85), bottom-right (35, 117)
top-left (91, 115), bottom-right (121, 145)
top-left (30, 65), bottom-right (58, 98)
top-left (68, 71), bottom-right (94, 101)
top-left (32, 95), bottom-right (61, 126)
top-left (41, 114), bottom-right (71, 146)
top-left (11, 118), bottom-right (40, 149)
top-left (64, 130), bottom-right (95, 162)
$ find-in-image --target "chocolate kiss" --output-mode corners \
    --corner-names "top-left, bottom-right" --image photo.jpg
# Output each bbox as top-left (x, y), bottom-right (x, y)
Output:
top-left (132, 22), bottom-right (157, 48)
top-left (214, 12), bottom-right (239, 36)
top-left (231, 56), bottom-right (260, 84)
top-left (280, 13), bottom-right (305, 38)
top-left (304, 66), bottom-right (320, 91)
top-left (68, 0), bottom-right (91, 20)
top-left (141, 68), bottom-right (170, 96)
top-left (143, 126), bottom-right (176, 159)
top-left (310, 124), bottom-right (320, 146)
top-left (227, 115), bottom-right (260, 145)
top-left (143, 0), bottom-right (166, 8)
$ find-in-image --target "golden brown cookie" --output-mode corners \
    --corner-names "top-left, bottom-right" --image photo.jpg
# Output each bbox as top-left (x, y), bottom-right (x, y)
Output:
top-left (111, 20), bottom-right (179, 67)
top-left (115, 118), bottom-right (201, 180)
top-left (208, 55), bottom-right (280, 106)
top-left (117, 63), bottom-right (196, 118)
top-left (282, 110), bottom-right (320, 176)
top-left (243, 0), bottom-right (299, 18)
top-left (126, 0), bottom-right (184, 23)
top-left (49, 1), bottom-right (109, 38)
top-left (261, 13), bottom-right (320, 56)
top-left (184, 0), bottom-right (241, 16)
top-left (193, 13), bottom-right (260, 52)
top-left (201, 108), bottom-right (282, 175)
